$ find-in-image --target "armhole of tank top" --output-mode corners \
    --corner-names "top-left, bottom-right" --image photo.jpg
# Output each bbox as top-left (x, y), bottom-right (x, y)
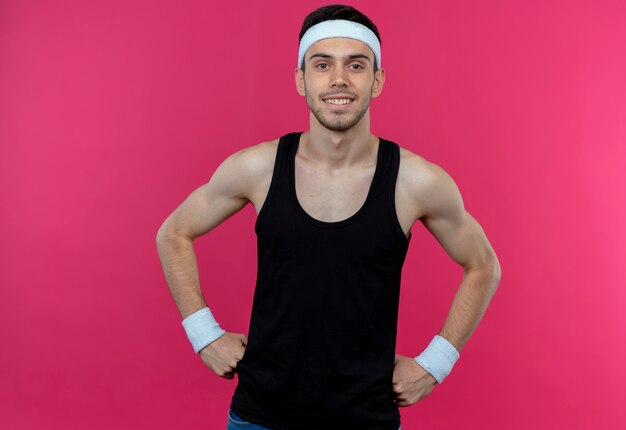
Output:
top-left (254, 136), bottom-right (285, 235)
top-left (387, 142), bottom-right (412, 246)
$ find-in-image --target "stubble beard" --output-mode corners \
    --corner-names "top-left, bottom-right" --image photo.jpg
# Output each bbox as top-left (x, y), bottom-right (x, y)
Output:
top-left (304, 82), bottom-right (373, 132)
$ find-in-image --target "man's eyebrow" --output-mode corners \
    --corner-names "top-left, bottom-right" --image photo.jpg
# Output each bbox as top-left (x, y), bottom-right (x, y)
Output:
top-left (307, 52), bottom-right (372, 63)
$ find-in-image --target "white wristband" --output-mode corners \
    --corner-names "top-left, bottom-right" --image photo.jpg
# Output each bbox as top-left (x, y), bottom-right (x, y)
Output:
top-left (181, 307), bottom-right (226, 353)
top-left (415, 335), bottom-right (460, 384)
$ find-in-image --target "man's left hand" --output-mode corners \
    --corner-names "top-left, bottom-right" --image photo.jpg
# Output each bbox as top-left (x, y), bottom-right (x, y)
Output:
top-left (392, 354), bottom-right (438, 407)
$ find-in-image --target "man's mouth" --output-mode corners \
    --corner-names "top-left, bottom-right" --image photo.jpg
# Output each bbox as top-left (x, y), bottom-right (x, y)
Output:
top-left (323, 98), bottom-right (354, 105)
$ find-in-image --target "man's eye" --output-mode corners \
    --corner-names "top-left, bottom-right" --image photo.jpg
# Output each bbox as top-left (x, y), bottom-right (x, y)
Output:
top-left (350, 64), bottom-right (364, 70)
top-left (316, 63), bottom-right (329, 69)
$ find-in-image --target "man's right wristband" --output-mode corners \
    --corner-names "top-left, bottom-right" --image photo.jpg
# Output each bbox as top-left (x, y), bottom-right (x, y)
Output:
top-left (181, 307), bottom-right (226, 353)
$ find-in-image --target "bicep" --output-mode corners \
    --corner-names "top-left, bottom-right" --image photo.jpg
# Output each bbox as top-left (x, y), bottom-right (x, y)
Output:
top-left (159, 151), bottom-right (250, 240)
top-left (419, 163), bottom-right (495, 271)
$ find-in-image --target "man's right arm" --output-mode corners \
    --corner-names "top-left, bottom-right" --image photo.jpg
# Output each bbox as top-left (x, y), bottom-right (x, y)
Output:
top-left (155, 148), bottom-right (252, 319)
top-left (155, 144), bottom-right (267, 377)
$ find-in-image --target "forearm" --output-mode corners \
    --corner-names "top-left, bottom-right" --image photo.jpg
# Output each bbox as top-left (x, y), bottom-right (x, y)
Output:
top-left (156, 228), bottom-right (208, 319)
top-left (438, 261), bottom-right (500, 353)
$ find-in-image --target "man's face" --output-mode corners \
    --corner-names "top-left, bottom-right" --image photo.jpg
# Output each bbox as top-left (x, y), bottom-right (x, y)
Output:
top-left (295, 37), bottom-right (385, 132)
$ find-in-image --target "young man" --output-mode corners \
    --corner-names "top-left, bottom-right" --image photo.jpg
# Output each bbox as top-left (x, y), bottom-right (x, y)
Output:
top-left (156, 5), bottom-right (501, 430)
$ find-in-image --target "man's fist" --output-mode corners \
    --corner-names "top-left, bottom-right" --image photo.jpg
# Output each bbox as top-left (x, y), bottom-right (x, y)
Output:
top-left (392, 354), bottom-right (438, 407)
top-left (199, 332), bottom-right (248, 379)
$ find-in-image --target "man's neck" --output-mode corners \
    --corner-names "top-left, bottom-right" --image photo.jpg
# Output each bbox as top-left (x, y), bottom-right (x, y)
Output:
top-left (300, 113), bottom-right (378, 171)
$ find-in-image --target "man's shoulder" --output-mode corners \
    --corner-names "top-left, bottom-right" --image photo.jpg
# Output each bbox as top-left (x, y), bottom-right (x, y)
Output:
top-left (396, 144), bottom-right (457, 204)
top-left (230, 137), bottom-right (281, 175)
top-left (397, 145), bottom-right (437, 184)
top-left (397, 145), bottom-right (428, 167)
top-left (235, 137), bottom-right (280, 158)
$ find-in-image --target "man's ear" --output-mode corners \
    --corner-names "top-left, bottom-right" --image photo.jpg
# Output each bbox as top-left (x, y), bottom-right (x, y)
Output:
top-left (371, 68), bottom-right (385, 98)
top-left (295, 68), bottom-right (306, 96)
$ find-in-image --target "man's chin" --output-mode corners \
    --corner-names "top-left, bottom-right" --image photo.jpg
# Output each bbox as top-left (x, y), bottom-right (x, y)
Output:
top-left (310, 112), bottom-right (355, 131)
top-left (310, 101), bottom-right (370, 131)
top-left (317, 119), bottom-right (357, 132)
top-left (325, 123), bottom-right (355, 132)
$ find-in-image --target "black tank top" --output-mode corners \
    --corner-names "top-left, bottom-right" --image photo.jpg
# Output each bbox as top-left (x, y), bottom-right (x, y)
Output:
top-left (230, 131), bottom-right (412, 430)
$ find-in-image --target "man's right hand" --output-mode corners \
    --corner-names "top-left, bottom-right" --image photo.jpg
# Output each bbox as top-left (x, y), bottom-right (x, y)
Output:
top-left (199, 332), bottom-right (248, 379)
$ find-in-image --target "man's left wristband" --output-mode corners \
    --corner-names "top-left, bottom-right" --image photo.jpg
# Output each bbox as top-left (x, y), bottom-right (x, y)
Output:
top-left (415, 335), bottom-right (460, 384)
top-left (181, 307), bottom-right (226, 353)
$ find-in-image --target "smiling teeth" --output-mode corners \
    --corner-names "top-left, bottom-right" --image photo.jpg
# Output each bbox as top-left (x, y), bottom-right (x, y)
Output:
top-left (325, 99), bottom-right (352, 105)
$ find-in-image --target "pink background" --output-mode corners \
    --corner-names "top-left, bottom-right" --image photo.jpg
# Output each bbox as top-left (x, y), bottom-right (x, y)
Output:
top-left (1, 0), bottom-right (625, 428)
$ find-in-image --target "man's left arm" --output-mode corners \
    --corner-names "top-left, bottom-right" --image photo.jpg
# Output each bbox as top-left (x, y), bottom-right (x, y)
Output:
top-left (418, 162), bottom-right (501, 353)
top-left (393, 158), bottom-right (501, 406)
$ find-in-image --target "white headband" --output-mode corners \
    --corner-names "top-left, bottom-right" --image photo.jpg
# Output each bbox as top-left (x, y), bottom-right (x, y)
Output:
top-left (298, 19), bottom-right (381, 69)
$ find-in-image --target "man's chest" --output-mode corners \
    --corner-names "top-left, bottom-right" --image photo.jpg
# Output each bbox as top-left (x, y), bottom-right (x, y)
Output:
top-left (249, 149), bottom-right (421, 238)
top-left (293, 158), bottom-right (376, 223)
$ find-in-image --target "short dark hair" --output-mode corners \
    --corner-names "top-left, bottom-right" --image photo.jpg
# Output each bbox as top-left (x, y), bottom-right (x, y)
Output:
top-left (298, 4), bottom-right (381, 72)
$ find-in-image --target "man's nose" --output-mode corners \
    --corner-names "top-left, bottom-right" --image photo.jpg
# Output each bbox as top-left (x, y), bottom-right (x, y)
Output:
top-left (330, 67), bottom-right (348, 87)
